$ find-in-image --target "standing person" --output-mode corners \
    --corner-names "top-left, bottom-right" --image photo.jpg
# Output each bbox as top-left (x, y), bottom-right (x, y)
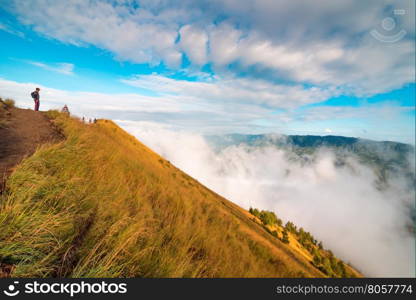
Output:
top-left (31, 88), bottom-right (40, 111)
top-left (61, 104), bottom-right (70, 115)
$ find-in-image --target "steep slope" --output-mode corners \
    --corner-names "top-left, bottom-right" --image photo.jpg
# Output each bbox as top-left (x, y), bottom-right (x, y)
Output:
top-left (0, 99), bottom-right (63, 191)
top-left (0, 108), bottom-right (361, 278)
top-left (247, 209), bottom-right (361, 278)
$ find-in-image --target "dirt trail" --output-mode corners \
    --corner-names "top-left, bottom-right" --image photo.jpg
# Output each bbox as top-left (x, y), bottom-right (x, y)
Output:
top-left (0, 103), bottom-right (63, 191)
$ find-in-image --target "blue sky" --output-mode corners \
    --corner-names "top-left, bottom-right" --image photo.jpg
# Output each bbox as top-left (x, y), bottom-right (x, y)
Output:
top-left (0, 0), bottom-right (415, 143)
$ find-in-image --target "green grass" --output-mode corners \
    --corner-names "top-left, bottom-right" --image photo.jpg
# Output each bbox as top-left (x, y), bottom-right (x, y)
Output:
top-left (0, 112), bottom-right (341, 278)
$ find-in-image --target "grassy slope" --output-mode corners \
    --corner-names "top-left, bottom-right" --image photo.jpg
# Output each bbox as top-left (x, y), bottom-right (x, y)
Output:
top-left (0, 112), bottom-right (358, 277)
top-left (260, 221), bottom-right (360, 278)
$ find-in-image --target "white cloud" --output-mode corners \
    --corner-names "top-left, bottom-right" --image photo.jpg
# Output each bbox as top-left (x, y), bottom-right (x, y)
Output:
top-left (121, 74), bottom-right (337, 109)
top-left (273, 104), bottom-right (415, 144)
top-left (207, 23), bottom-right (343, 83)
top-left (179, 25), bottom-right (208, 65)
top-left (27, 61), bottom-right (75, 75)
top-left (117, 119), bottom-right (415, 277)
top-left (0, 77), bottom-right (282, 134)
top-left (4, 0), bottom-right (415, 95)
top-left (205, 22), bottom-right (414, 94)
top-left (121, 75), bottom-right (415, 143)
top-left (288, 104), bottom-right (415, 122)
top-left (8, 0), bottom-right (183, 68)
top-left (1, 78), bottom-right (413, 143)
top-left (0, 78), bottom-right (185, 116)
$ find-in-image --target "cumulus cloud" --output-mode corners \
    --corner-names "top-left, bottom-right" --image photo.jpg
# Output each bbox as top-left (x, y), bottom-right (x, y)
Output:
top-left (179, 25), bottom-right (208, 66)
top-left (117, 120), bottom-right (415, 277)
top-left (204, 21), bottom-right (414, 94)
top-left (4, 0), bottom-right (415, 95)
top-left (6, 0), bottom-right (183, 68)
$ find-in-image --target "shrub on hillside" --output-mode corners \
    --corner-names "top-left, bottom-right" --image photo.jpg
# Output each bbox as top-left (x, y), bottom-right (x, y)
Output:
top-left (312, 254), bottom-right (321, 266)
top-left (249, 208), bottom-right (282, 226)
top-left (321, 257), bottom-right (334, 277)
top-left (249, 207), bottom-right (261, 218)
top-left (281, 230), bottom-right (289, 244)
top-left (285, 221), bottom-right (297, 234)
top-left (3, 98), bottom-right (15, 108)
top-left (259, 210), bottom-right (279, 226)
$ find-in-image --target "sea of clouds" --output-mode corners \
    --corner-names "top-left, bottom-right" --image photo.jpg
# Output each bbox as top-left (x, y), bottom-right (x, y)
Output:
top-left (118, 120), bottom-right (415, 277)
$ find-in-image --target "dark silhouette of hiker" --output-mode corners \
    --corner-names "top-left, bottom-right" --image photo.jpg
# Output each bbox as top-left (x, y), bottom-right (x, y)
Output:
top-left (61, 104), bottom-right (70, 115)
top-left (31, 88), bottom-right (40, 111)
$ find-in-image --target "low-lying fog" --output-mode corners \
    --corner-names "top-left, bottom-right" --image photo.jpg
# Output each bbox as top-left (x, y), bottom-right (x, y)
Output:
top-left (119, 120), bottom-right (415, 277)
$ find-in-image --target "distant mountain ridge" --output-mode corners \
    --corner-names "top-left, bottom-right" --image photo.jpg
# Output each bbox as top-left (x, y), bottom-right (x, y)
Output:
top-left (207, 133), bottom-right (415, 191)
top-left (207, 133), bottom-right (414, 153)
top-left (207, 132), bottom-right (416, 247)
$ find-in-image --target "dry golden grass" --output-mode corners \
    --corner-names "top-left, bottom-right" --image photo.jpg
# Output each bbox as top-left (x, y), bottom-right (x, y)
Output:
top-left (0, 112), bottom-right (355, 277)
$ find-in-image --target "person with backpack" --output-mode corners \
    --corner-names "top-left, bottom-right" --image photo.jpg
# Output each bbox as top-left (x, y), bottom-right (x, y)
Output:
top-left (31, 88), bottom-right (40, 111)
top-left (61, 104), bottom-right (70, 115)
